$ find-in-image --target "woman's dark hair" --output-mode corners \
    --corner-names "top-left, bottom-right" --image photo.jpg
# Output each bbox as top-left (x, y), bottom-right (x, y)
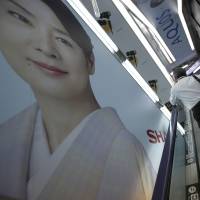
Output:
top-left (42, 0), bottom-right (93, 56)
top-left (172, 67), bottom-right (187, 81)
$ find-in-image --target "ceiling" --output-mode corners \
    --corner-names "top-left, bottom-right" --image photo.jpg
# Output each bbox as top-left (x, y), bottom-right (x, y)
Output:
top-left (79, 0), bottom-right (197, 104)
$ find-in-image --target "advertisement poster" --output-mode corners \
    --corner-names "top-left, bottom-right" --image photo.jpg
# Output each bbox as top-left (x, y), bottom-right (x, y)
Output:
top-left (134, 0), bottom-right (195, 67)
top-left (0, 1), bottom-right (169, 200)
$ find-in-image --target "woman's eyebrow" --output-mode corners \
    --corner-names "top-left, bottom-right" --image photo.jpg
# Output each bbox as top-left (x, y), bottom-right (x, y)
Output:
top-left (54, 27), bottom-right (70, 36)
top-left (7, 0), bottom-right (35, 17)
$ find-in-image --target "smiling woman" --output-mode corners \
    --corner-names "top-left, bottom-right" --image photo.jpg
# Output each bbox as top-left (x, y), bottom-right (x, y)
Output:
top-left (0, 0), bottom-right (95, 101)
top-left (0, 1), bottom-right (155, 200)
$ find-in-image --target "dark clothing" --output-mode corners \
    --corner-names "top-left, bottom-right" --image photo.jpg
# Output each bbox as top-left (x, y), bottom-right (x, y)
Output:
top-left (192, 101), bottom-right (200, 128)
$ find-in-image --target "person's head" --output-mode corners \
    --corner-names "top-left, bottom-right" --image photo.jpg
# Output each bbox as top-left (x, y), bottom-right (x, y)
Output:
top-left (0, 0), bottom-right (95, 100)
top-left (171, 67), bottom-right (187, 82)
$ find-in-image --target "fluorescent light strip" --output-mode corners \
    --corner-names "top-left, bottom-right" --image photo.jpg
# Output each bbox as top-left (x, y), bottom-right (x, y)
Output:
top-left (64, 0), bottom-right (159, 103)
top-left (61, 0), bottom-right (184, 134)
top-left (91, 0), bottom-right (101, 18)
top-left (112, 0), bottom-right (173, 85)
top-left (177, 123), bottom-right (185, 135)
top-left (160, 106), bottom-right (171, 120)
top-left (182, 64), bottom-right (189, 69)
top-left (177, 0), bottom-right (195, 50)
top-left (133, 15), bottom-right (172, 64)
top-left (119, 0), bottom-right (176, 63)
top-left (193, 65), bottom-right (200, 73)
top-left (64, 0), bottom-right (119, 53)
top-left (160, 106), bottom-right (185, 135)
top-left (122, 60), bottom-right (159, 103)
top-left (186, 59), bottom-right (200, 74)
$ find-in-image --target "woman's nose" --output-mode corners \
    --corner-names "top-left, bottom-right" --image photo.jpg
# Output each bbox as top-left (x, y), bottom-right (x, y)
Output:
top-left (34, 27), bottom-right (59, 59)
top-left (35, 47), bottom-right (58, 59)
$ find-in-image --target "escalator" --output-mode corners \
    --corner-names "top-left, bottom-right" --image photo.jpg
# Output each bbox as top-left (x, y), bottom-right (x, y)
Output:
top-left (152, 107), bottom-right (200, 200)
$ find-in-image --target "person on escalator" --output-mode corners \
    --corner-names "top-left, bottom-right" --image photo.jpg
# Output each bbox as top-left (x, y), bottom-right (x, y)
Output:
top-left (170, 67), bottom-right (200, 128)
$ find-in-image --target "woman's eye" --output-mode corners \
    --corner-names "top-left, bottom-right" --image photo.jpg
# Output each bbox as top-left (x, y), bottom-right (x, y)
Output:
top-left (56, 37), bottom-right (73, 47)
top-left (7, 10), bottom-right (32, 26)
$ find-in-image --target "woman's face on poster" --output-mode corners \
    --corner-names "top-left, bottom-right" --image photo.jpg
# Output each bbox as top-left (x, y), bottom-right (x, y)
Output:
top-left (0, 0), bottom-right (94, 99)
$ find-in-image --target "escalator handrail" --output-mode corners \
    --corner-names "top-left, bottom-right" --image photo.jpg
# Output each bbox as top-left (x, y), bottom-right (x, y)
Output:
top-left (151, 106), bottom-right (178, 200)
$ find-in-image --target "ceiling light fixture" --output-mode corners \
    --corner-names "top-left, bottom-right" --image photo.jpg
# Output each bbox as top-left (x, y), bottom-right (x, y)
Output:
top-left (177, 0), bottom-right (195, 50)
top-left (122, 59), bottom-right (160, 103)
top-left (91, 0), bottom-right (101, 18)
top-left (65, 0), bottom-right (119, 54)
top-left (61, 0), bottom-right (183, 134)
top-left (64, 0), bottom-right (160, 103)
top-left (119, 0), bottom-right (176, 63)
top-left (112, 0), bottom-right (173, 85)
top-left (193, 66), bottom-right (200, 73)
top-left (182, 64), bottom-right (189, 69)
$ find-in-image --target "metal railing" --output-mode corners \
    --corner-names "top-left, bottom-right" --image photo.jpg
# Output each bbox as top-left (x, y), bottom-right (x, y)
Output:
top-left (152, 106), bottom-right (178, 200)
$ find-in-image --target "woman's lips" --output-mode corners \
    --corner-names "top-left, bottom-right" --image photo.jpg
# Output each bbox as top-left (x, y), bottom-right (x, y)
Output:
top-left (30, 59), bottom-right (68, 76)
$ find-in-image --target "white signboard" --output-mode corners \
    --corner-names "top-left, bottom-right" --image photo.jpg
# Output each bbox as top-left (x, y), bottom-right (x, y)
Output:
top-left (135, 0), bottom-right (194, 66)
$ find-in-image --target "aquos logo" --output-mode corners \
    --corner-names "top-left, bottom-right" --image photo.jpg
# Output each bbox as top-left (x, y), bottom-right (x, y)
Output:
top-left (150, 0), bottom-right (165, 8)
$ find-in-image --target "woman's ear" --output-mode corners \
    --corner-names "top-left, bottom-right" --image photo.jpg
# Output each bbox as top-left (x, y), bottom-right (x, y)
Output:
top-left (87, 52), bottom-right (95, 75)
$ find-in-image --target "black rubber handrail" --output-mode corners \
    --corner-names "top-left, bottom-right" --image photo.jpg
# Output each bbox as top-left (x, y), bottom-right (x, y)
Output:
top-left (151, 106), bottom-right (178, 200)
